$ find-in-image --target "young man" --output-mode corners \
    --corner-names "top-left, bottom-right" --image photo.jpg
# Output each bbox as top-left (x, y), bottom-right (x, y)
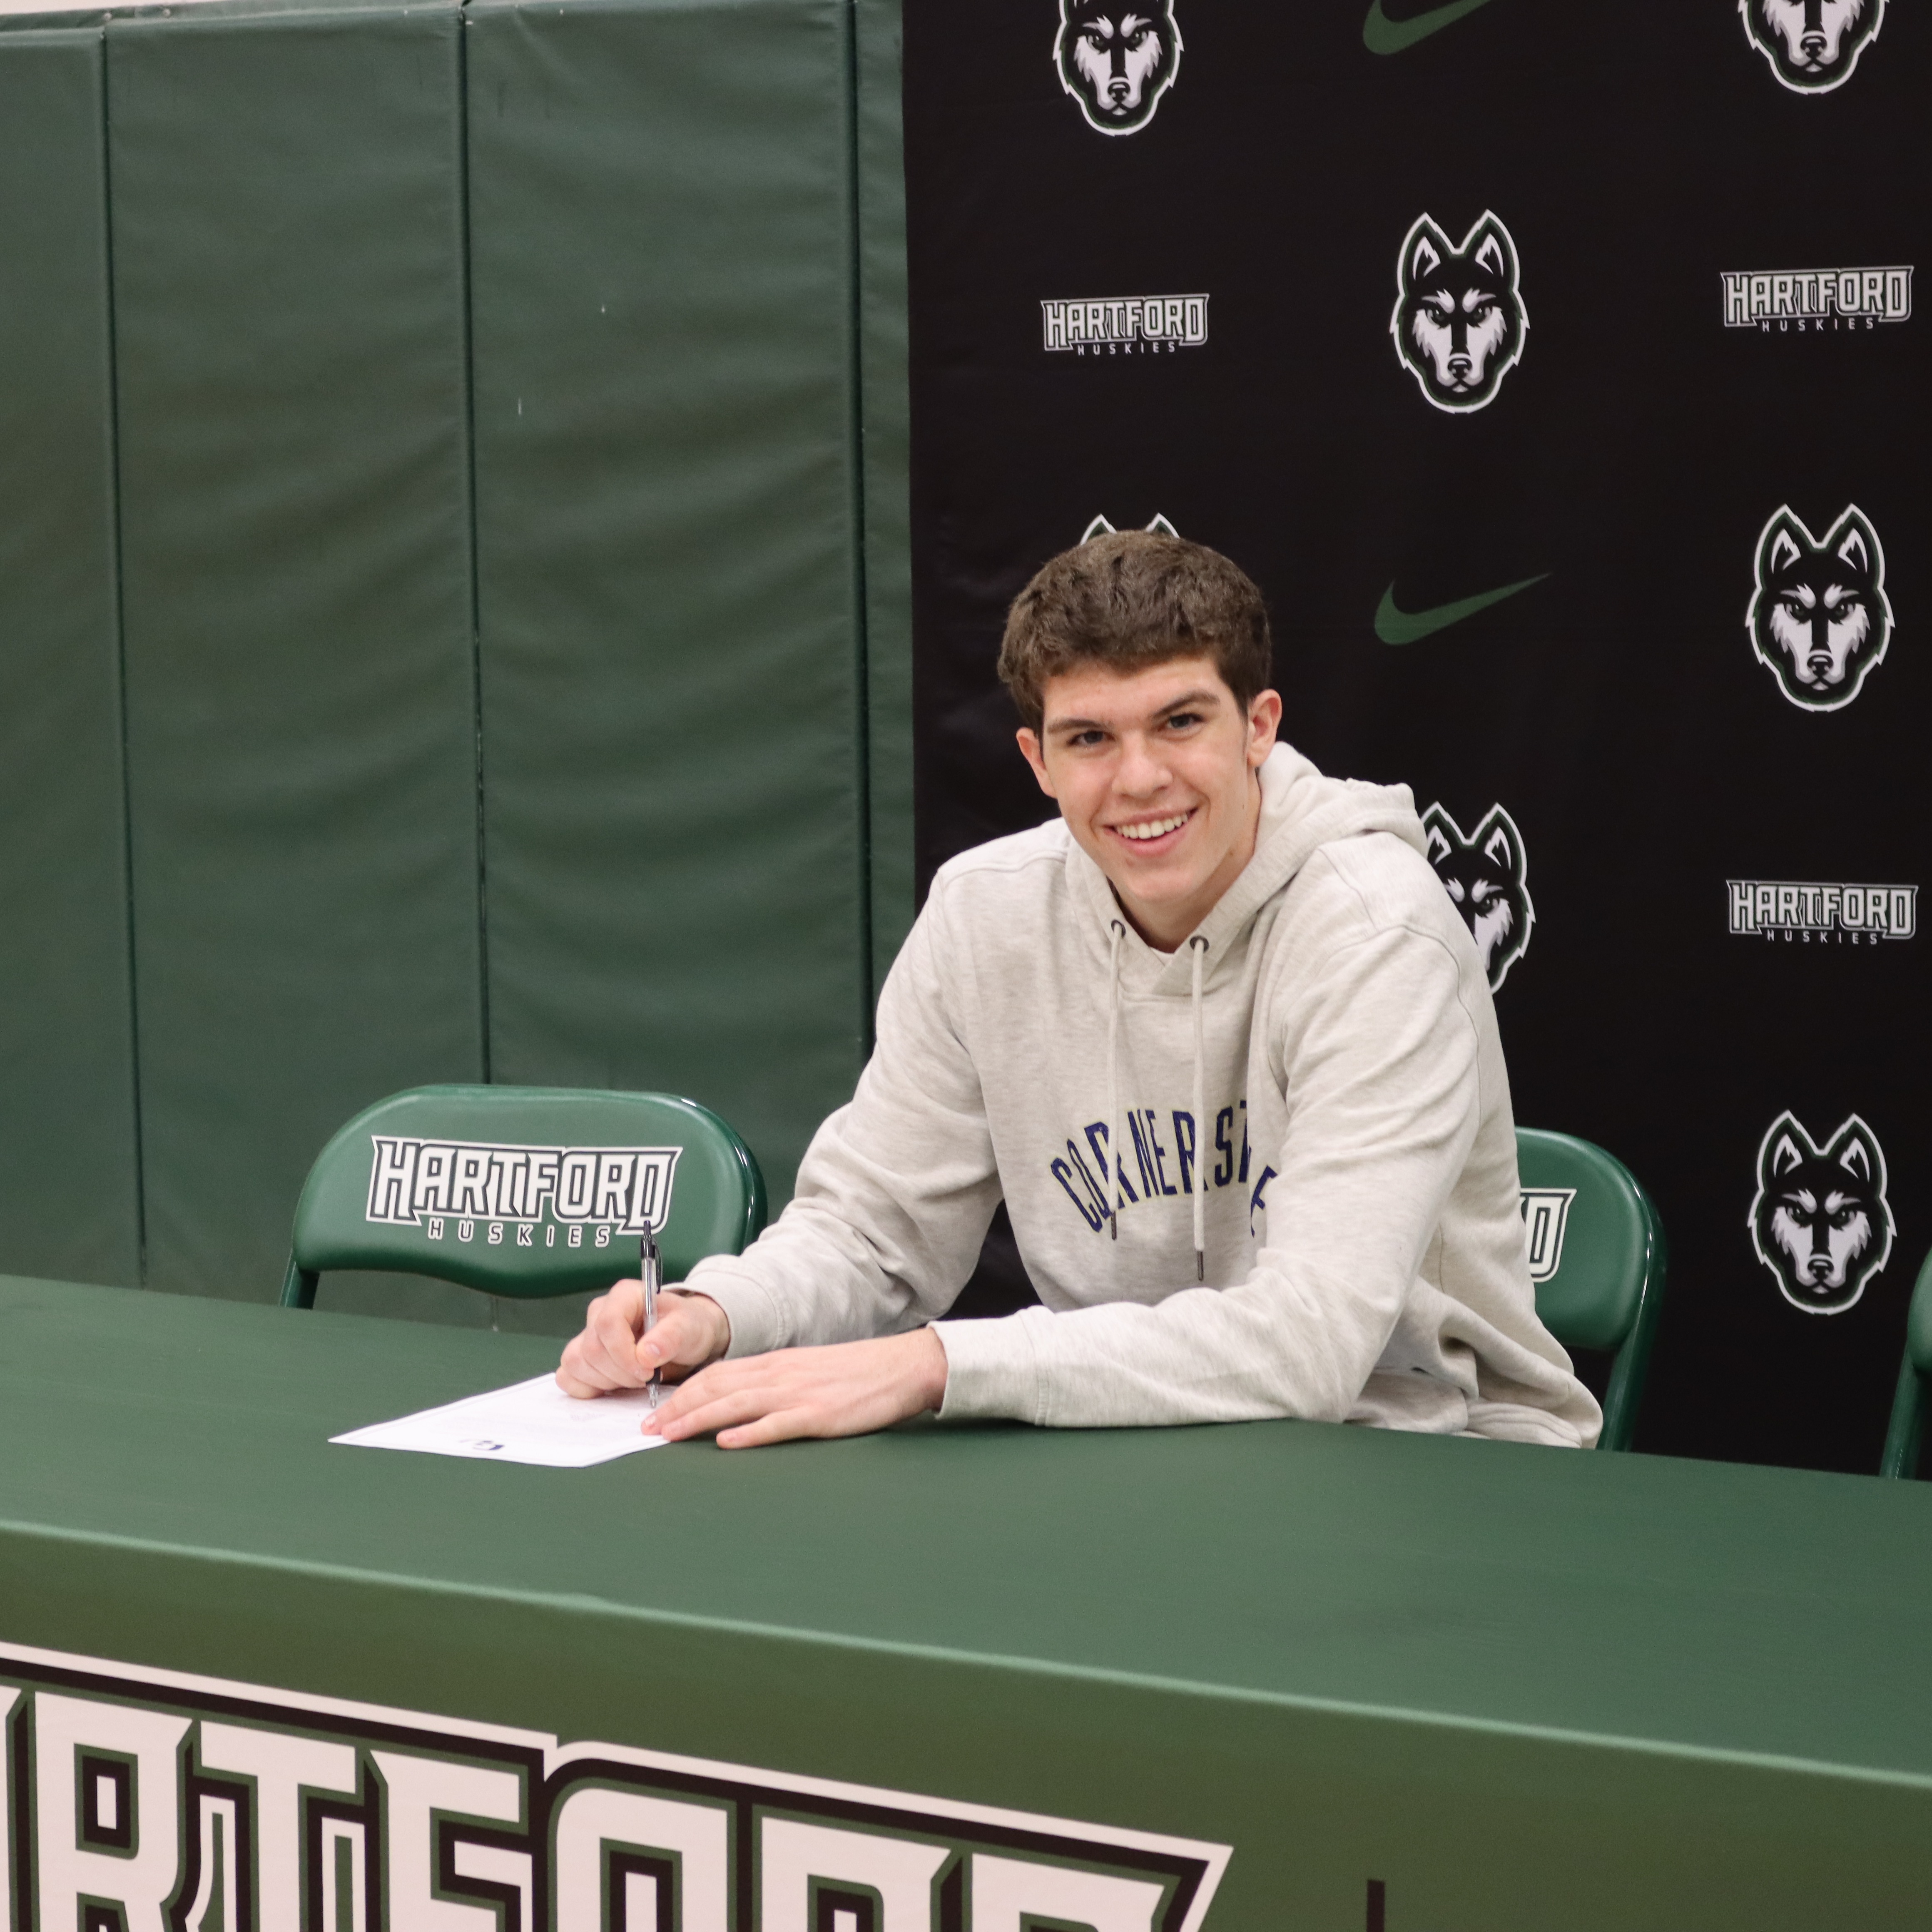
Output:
top-left (559, 534), bottom-right (1600, 1449)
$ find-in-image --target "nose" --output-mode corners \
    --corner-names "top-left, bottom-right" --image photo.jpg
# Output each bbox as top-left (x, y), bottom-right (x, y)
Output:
top-left (1115, 733), bottom-right (1172, 797)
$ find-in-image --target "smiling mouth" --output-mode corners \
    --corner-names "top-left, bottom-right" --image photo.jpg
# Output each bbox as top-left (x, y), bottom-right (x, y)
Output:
top-left (1109, 809), bottom-right (1193, 845)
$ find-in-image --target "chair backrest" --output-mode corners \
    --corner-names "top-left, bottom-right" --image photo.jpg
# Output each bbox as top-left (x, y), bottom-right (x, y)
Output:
top-left (281, 1085), bottom-right (766, 1308)
top-left (1516, 1127), bottom-right (1668, 1452)
top-left (1879, 1245), bottom-right (1932, 1477)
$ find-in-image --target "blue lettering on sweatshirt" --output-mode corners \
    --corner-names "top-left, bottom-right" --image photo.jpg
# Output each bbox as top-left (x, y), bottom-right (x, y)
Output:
top-left (1058, 1107), bottom-right (1248, 1235)
top-left (1248, 1164), bottom-right (1277, 1233)
top-left (1212, 1108), bottom-right (1234, 1188)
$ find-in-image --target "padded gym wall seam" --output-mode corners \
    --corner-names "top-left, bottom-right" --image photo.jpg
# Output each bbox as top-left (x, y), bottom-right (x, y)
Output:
top-left (839, 0), bottom-right (875, 1048)
top-left (98, 24), bottom-right (150, 1286)
top-left (458, 12), bottom-right (494, 1086)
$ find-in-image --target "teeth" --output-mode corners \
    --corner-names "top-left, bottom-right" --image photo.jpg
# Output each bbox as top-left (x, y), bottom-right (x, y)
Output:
top-left (1116, 813), bottom-right (1188, 842)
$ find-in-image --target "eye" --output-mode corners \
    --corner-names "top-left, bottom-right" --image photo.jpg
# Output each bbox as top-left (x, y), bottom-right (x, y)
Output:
top-left (1470, 881), bottom-right (1493, 903)
top-left (1161, 710), bottom-right (1203, 732)
top-left (1126, 25), bottom-right (1153, 45)
top-left (1464, 292), bottom-right (1496, 315)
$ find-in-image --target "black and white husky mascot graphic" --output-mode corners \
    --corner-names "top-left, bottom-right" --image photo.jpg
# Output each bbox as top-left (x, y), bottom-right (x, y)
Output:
top-left (1749, 1112), bottom-right (1893, 1313)
top-left (1422, 803), bottom-right (1534, 992)
top-left (1055, 0), bottom-right (1180, 134)
top-left (1740, 0), bottom-right (1885, 92)
top-left (1747, 504), bottom-right (1892, 712)
top-left (1391, 212), bottom-right (1527, 413)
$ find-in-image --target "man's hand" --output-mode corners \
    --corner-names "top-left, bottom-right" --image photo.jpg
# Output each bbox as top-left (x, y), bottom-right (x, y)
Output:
top-left (556, 1282), bottom-right (730, 1397)
top-left (650, 1329), bottom-right (949, 1449)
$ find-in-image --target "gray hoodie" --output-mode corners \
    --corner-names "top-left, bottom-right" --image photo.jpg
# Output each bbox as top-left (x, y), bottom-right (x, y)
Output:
top-left (689, 744), bottom-right (1601, 1447)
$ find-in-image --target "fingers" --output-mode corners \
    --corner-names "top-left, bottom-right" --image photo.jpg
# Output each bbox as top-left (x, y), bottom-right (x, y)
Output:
top-left (647, 1330), bottom-right (947, 1448)
top-left (557, 1281), bottom-right (647, 1396)
top-left (558, 1285), bottom-right (730, 1399)
top-left (635, 1290), bottom-right (730, 1374)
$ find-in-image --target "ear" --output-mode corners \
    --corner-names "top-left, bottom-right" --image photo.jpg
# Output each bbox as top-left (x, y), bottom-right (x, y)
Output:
top-left (1828, 507), bottom-right (1877, 581)
top-left (1760, 1112), bottom-right (1812, 1184)
top-left (1244, 688), bottom-right (1282, 768)
top-left (1402, 217), bottom-right (1449, 291)
top-left (1828, 1115), bottom-right (1882, 1188)
top-left (1015, 726), bottom-right (1057, 799)
top-left (1145, 513), bottom-right (1179, 538)
top-left (1466, 212), bottom-right (1517, 285)
top-left (1473, 805), bottom-right (1522, 878)
top-left (1758, 508), bottom-right (1809, 580)
top-left (1422, 808), bottom-right (1455, 866)
top-left (1080, 515), bottom-right (1115, 545)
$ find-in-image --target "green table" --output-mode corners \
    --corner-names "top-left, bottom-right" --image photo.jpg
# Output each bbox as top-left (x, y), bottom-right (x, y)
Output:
top-left (1, 1277), bottom-right (1927, 1932)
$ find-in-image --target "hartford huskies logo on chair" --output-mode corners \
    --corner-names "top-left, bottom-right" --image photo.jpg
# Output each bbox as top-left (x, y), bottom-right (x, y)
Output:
top-left (1422, 804), bottom-right (1534, 992)
top-left (1747, 505), bottom-right (1892, 711)
top-left (1740, 0), bottom-right (1885, 92)
top-left (1055, 0), bottom-right (1181, 133)
top-left (1391, 212), bottom-right (1527, 413)
top-left (1749, 1112), bottom-right (1893, 1313)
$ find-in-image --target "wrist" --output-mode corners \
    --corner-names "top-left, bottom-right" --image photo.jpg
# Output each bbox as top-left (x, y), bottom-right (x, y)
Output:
top-left (689, 1291), bottom-right (732, 1363)
top-left (915, 1325), bottom-right (949, 1413)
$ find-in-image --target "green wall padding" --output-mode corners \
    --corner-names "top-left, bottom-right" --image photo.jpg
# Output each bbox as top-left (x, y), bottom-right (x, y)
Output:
top-left (468, 0), bottom-right (869, 1206)
top-left (107, 2), bottom-right (486, 1302)
top-left (0, 30), bottom-right (141, 1287)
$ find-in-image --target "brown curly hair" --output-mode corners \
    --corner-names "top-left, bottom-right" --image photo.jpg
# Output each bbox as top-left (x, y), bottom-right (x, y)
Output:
top-left (996, 531), bottom-right (1274, 731)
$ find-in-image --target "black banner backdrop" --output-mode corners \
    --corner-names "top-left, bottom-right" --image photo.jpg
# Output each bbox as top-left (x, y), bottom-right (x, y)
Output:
top-left (905, 0), bottom-right (1928, 1471)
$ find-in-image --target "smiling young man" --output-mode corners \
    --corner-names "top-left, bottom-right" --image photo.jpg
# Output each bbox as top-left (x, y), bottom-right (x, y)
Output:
top-left (558, 533), bottom-right (1599, 1449)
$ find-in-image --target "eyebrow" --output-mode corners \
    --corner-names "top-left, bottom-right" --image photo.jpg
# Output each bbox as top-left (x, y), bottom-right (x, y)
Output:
top-left (1045, 689), bottom-right (1222, 737)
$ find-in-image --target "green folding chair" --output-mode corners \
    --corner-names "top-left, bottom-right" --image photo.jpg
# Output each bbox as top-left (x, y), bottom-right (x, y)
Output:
top-left (281, 1084), bottom-right (766, 1310)
top-left (1878, 1246), bottom-right (1932, 1478)
top-left (1516, 1127), bottom-right (1668, 1452)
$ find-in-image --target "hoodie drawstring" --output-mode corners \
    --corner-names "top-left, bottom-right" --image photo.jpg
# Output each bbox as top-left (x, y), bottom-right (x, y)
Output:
top-left (1189, 935), bottom-right (1208, 1283)
top-left (1107, 919), bottom-right (1125, 1245)
top-left (1108, 919), bottom-right (1210, 1283)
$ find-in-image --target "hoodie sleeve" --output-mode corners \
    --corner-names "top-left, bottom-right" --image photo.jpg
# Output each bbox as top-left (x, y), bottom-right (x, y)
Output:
top-left (683, 891), bottom-right (1001, 1356)
top-left (933, 913), bottom-right (1481, 1427)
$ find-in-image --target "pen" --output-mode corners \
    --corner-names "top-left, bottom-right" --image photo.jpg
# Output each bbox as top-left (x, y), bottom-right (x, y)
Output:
top-left (639, 1227), bottom-right (663, 1409)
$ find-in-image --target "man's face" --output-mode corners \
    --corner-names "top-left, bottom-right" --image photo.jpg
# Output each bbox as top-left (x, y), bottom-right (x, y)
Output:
top-left (1017, 655), bottom-right (1281, 951)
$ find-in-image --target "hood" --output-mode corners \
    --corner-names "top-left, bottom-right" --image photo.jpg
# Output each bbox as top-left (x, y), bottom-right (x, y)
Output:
top-left (1069, 742), bottom-right (1429, 994)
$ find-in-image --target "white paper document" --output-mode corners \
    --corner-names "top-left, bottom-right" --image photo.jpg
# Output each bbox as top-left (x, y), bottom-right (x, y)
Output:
top-left (331, 1373), bottom-right (668, 1468)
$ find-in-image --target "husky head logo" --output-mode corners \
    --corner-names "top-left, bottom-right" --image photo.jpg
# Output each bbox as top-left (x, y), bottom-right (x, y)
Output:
top-left (1740, 0), bottom-right (1885, 92)
top-left (1749, 1112), bottom-right (1893, 1313)
top-left (1081, 513), bottom-right (1179, 542)
top-left (1422, 803), bottom-right (1534, 991)
top-left (1391, 212), bottom-right (1527, 413)
top-left (1747, 505), bottom-right (1892, 711)
top-left (1055, 0), bottom-right (1181, 134)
